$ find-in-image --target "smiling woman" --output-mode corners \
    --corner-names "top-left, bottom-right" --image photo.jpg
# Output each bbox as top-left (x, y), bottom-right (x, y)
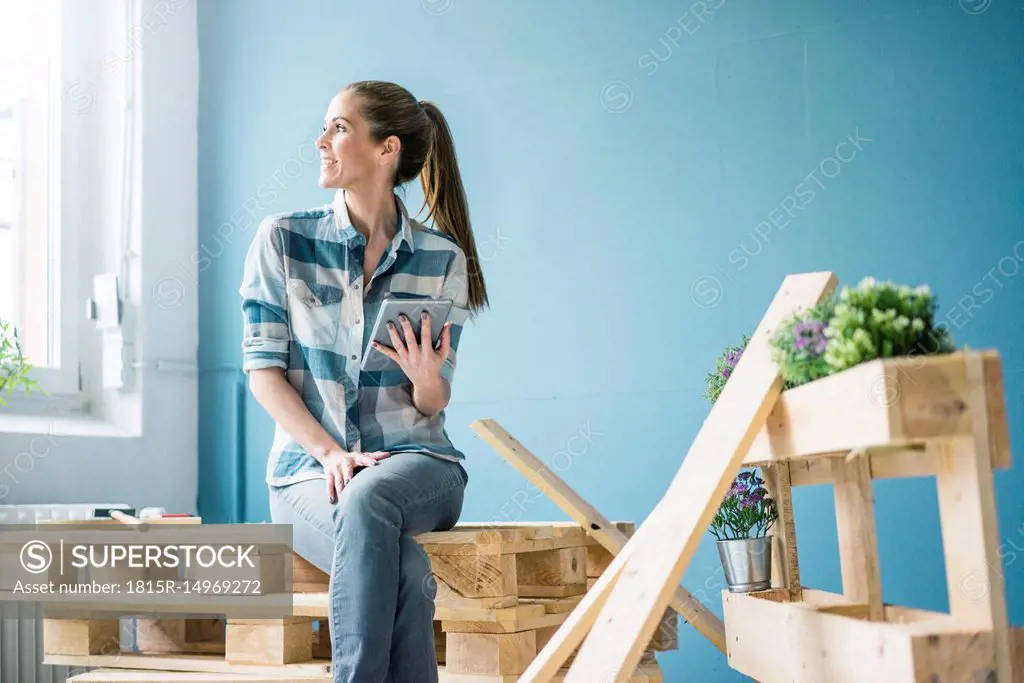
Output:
top-left (239, 80), bottom-right (488, 683)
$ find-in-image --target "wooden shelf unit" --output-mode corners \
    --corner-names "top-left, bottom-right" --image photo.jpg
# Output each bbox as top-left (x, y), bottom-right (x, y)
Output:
top-left (726, 350), bottom-right (1018, 683)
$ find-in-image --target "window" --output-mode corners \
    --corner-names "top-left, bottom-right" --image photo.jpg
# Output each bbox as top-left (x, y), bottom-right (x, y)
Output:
top-left (0, 0), bottom-right (78, 396)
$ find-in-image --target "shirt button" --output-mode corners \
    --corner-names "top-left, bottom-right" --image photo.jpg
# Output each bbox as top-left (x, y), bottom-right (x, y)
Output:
top-left (355, 318), bottom-right (361, 325)
top-left (351, 354), bottom-right (357, 360)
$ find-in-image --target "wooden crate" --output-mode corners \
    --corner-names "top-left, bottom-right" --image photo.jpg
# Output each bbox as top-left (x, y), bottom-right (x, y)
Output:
top-left (744, 351), bottom-right (1009, 468)
top-left (725, 351), bottom-right (1018, 683)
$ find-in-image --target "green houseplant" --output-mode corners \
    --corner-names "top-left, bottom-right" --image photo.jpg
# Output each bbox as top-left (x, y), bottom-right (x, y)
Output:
top-left (770, 277), bottom-right (955, 390)
top-left (0, 319), bottom-right (41, 406)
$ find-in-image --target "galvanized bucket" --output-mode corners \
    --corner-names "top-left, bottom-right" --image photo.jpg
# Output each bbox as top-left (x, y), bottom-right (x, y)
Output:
top-left (717, 536), bottom-right (772, 593)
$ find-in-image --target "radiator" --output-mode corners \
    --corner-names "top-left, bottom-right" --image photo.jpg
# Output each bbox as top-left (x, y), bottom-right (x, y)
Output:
top-left (0, 504), bottom-right (135, 683)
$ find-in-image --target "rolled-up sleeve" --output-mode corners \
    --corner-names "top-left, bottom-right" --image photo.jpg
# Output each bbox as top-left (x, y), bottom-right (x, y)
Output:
top-left (439, 247), bottom-right (472, 385)
top-left (240, 217), bottom-right (290, 372)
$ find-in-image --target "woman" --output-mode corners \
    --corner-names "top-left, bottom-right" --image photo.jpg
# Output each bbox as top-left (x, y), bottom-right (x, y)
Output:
top-left (238, 80), bottom-right (488, 683)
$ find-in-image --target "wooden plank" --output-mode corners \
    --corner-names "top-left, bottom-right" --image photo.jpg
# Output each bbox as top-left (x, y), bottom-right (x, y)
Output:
top-left (446, 631), bottom-right (537, 675)
top-left (43, 617), bottom-right (120, 656)
top-left (831, 453), bottom-right (883, 620)
top-left (761, 462), bottom-right (801, 600)
top-left (136, 618), bottom-right (225, 655)
top-left (787, 445), bottom-right (945, 486)
top-left (291, 554), bottom-right (329, 591)
top-left (436, 660), bottom-right (664, 683)
top-left (429, 553), bottom-right (517, 599)
top-left (744, 351), bottom-right (1009, 467)
top-left (224, 618), bottom-right (313, 665)
top-left (562, 271), bottom-right (838, 682)
top-left (45, 652), bottom-right (331, 678)
top-left (935, 356), bottom-right (1015, 682)
top-left (585, 523), bottom-right (634, 578)
top-left (517, 547), bottom-right (587, 598)
top-left (67, 670), bottom-right (325, 682)
top-left (442, 610), bottom-right (568, 635)
top-left (416, 525), bottom-right (589, 555)
top-left (470, 419), bottom-right (726, 654)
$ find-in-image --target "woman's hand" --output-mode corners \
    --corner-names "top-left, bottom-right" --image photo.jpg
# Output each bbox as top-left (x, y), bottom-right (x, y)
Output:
top-left (321, 448), bottom-right (391, 504)
top-left (372, 313), bottom-right (452, 386)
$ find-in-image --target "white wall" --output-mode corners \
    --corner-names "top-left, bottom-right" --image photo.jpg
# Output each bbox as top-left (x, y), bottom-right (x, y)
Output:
top-left (0, 0), bottom-right (198, 513)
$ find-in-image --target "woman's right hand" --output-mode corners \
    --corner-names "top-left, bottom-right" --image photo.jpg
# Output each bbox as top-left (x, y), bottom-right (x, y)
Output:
top-left (321, 448), bottom-right (392, 504)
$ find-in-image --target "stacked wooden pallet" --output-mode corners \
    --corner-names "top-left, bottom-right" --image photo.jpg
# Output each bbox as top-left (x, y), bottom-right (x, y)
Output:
top-left (36, 522), bottom-right (671, 682)
top-left (422, 522), bottom-right (672, 681)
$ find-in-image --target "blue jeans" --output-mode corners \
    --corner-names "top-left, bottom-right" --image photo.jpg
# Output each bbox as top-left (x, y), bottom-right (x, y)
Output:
top-left (268, 453), bottom-right (468, 683)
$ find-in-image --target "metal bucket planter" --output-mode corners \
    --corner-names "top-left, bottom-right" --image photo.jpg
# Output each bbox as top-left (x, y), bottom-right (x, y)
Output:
top-left (717, 536), bottom-right (772, 593)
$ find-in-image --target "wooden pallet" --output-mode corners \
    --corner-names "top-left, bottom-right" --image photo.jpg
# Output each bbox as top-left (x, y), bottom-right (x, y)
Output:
top-left (44, 523), bottom-right (669, 681)
top-left (421, 522), bottom-right (674, 677)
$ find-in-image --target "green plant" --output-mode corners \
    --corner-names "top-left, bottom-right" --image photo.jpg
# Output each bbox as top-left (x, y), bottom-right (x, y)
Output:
top-left (709, 470), bottom-right (777, 540)
top-left (0, 319), bottom-right (41, 406)
top-left (823, 277), bottom-right (955, 374)
top-left (703, 333), bottom-right (751, 404)
top-left (770, 296), bottom-right (838, 388)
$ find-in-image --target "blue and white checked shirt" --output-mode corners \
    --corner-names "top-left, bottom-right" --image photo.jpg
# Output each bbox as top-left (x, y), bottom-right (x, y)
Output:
top-left (239, 190), bottom-right (471, 487)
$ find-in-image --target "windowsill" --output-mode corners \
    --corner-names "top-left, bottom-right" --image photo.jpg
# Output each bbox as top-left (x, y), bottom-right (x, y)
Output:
top-left (0, 392), bottom-right (138, 437)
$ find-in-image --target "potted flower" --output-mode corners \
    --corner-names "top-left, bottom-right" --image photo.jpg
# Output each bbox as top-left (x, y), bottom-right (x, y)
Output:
top-left (0, 319), bottom-right (40, 406)
top-left (704, 335), bottom-right (779, 591)
top-left (709, 470), bottom-right (777, 592)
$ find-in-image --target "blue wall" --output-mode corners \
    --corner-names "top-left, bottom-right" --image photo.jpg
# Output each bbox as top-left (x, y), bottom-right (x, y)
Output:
top-left (197, 1), bottom-right (1024, 679)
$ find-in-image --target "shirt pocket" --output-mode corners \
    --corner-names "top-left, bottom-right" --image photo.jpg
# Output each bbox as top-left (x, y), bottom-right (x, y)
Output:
top-left (286, 278), bottom-right (344, 349)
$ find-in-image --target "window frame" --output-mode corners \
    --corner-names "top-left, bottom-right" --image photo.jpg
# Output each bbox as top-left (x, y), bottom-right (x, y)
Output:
top-left (2, 0), bottom-right (92, 403)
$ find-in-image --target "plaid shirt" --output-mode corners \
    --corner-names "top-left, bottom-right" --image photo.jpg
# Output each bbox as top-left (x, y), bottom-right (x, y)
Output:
top-left (239, 191), bottom-right (471, 487)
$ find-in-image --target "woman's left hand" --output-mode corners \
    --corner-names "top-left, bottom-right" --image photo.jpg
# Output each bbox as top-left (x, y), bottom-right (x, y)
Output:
top-left (372, 312), bottom-right (451, 385)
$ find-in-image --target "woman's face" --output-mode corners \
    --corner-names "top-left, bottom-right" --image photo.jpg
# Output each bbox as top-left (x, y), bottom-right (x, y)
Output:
top-left (317, 90), bottom-right (392, 189)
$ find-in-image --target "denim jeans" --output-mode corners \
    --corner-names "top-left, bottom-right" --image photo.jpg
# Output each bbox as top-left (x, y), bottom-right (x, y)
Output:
top-left (268, 452), bottom-right (469, 683)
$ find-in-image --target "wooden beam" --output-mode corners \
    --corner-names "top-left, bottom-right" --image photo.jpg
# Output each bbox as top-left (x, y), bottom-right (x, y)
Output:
top-left (760, 462), bottom-right (801, 600)
top-left (562, 271), bottom-right (838, 682)
top-left (831, 452), bottom-right (883, 620)
top-left (934, 354), bottom-right (1015, 682)
top-left (470, 419), bottom-right (726, 653)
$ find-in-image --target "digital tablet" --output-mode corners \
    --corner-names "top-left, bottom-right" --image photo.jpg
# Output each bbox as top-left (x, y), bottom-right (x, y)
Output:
top-left (360, 298), bottom-right (454, 371)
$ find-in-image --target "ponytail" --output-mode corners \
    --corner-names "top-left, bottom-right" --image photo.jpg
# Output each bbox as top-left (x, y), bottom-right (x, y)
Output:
top-left (418, 101), bottom-right (489, 314)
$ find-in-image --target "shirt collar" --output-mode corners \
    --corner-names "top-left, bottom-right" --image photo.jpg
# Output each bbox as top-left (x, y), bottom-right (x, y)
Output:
top-left (331, 189), bottom-right (415, 254)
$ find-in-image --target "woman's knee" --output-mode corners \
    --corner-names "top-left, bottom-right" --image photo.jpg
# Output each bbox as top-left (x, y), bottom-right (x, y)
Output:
top-left (333, 474), bottom-right (403, 534)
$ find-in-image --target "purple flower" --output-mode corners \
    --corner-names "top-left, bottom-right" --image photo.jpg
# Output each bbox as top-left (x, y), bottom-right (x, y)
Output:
top-left (793, 319), bottom-right (828, 357)
top-left (721, 366), bottom-right (732, 379)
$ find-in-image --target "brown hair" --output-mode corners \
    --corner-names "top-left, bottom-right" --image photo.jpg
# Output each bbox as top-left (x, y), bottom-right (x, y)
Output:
top-left (344, 80), bottom-right (489, 314)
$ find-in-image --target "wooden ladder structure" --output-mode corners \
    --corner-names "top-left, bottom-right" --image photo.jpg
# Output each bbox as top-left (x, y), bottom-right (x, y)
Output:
top-left (479, 271), bottom-right (1019, 683)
